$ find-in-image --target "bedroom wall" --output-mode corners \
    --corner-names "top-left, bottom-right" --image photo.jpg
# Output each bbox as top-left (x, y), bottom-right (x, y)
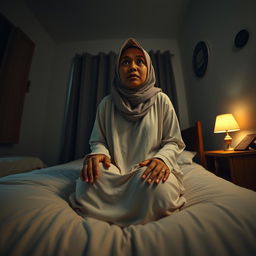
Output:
top-left (43, 39), bottom-right (189, 166)
top-left (179, 0), bottom-right (256, 150)
top-left (0, 1), bottom-right (55, 159)
top-left (0, 1), bottom-right (189, 166)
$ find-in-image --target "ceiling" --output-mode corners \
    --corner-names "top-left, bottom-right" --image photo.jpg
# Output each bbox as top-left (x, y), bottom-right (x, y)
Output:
top-left (24, 0), bottom-right (191, 42)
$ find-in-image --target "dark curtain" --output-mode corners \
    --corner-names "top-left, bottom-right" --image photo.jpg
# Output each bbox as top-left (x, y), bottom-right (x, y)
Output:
top-left (149, 51), bottom-right (178, 115)
top-left (59, 50), bottom-right (178, 164)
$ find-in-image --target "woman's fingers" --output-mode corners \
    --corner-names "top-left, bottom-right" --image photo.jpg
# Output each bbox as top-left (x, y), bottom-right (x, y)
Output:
top-left (162, 170), bottom-right (170, 183)
top-left (103, 156), bottom-right (111, 169)
top-left (93, 156), bottom-right (110, 179)
top-left (141, 159), bottom-right (156, 179)
top-left (80, 157), bottom-right (94, 183)
top-left (92, 157), bottom-right (99, 179)
top-left (80, 159), bottom-right (90, 183)
top-left (141, 158), bottom-right (170, 184)
top-left (146, 164), bottom-right (162, 184)
top-left (81, 156), bottom-right (170, 185)
top-left (88, 158), bottom-right (94, 183)
top-left (155, 169), bottom-right (165, 184)
top-left (80, 154), bottom-right (111, 183)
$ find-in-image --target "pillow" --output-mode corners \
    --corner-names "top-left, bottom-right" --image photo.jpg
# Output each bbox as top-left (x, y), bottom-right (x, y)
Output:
top-left (177, 150), bottom-right (197, 165)
top-left (0, 156), bottom-right (46, 177)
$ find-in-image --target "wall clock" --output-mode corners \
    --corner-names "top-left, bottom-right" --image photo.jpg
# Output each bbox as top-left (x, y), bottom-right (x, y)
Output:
top-left (234, 29), bottom-right (249, 48)
top-left (192, 41), bottom-right (209, 77)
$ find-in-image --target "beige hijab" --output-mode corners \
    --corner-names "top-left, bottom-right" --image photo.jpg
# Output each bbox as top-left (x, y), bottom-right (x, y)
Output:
top-left (111, 38), bottom-right (162, 121)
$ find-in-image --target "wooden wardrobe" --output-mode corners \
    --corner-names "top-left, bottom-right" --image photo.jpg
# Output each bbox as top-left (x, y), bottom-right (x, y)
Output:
top-left (0, 13), bottom-right (35, 143)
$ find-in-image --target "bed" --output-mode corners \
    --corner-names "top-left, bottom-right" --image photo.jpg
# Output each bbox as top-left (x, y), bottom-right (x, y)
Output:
top-left (0, 121), bottom-right (255, 256)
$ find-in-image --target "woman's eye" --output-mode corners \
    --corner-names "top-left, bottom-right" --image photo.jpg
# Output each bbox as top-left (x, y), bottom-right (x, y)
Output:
top-left (121, 60), bottom-right (130, 65)
top-left (137, 59), bottom-right (145, 65)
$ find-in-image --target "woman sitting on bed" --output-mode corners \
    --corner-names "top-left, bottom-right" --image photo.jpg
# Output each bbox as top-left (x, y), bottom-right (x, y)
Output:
top-left (69, 38), bottom-right (186, 226)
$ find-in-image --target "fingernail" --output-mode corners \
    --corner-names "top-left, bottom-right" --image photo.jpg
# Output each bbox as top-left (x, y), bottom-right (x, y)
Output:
top-left (156, 179), bottom-right (159, 183)
top-left (148, 179), bottom-right (151, 183)
top-left (142, 175), bottom-right (146, 179)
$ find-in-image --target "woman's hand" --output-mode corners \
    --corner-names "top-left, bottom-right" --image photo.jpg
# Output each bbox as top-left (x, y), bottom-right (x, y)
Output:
top-left (80, 154), bottom-right (111, 183)
top-left (139, 158), bottom-right (170, 184)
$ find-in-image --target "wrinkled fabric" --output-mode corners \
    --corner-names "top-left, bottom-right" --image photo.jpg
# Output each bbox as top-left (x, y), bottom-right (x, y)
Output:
top-left (0, 160), bottom-right (256, 256)
top-left (69, 163), bottom-right (186, 227)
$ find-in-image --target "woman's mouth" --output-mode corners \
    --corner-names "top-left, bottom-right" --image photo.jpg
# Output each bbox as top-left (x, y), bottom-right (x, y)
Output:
top-left (128, 74), bottom-right (140, 79)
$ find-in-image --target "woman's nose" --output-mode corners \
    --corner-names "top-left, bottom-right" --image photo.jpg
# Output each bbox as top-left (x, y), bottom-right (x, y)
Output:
top-left (129, 61), bottom-right (137, 71)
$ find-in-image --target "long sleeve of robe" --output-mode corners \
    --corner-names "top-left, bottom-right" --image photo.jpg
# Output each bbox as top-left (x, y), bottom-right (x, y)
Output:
top-left (88, 92), bottom-right (185, 182)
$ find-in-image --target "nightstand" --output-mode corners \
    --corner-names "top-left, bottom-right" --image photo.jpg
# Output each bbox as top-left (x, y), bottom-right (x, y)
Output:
top-left (205, 150), bottom-right (256, 191)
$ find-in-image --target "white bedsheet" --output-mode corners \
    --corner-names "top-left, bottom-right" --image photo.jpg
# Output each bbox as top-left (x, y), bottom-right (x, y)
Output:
top-left (0, 159), bottom-right (255, 256)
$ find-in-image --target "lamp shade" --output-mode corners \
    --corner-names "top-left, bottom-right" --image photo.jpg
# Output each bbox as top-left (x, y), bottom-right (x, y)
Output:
top-left (214, 114), bottom-right (240, 133)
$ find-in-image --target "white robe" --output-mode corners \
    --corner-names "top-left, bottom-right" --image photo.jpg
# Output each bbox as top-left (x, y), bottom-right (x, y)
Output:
top-left (69, 92), bottom-right (186, 226)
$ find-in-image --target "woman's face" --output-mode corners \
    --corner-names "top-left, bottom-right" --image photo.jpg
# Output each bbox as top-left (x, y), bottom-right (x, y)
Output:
top-left (119, 47), bottom-right (148, 88)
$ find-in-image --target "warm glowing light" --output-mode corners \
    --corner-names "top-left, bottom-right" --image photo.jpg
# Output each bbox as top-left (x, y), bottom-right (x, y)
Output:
top-left (214, 114), bottom-right (240, 133)
top-left (214, 114), bottom-right (240, 150)
top-left (231, 102), bottom-right (250, 129)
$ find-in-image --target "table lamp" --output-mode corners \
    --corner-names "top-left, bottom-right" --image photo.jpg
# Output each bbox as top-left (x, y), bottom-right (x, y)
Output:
top-left (214, 114), bottom-right (240, 150)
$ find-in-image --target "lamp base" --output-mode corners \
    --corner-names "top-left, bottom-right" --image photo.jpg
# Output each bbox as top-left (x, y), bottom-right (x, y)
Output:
top-left (225, 147), bottom-right (234, 151)
top-left (224, 132), bottom-right (233, 151)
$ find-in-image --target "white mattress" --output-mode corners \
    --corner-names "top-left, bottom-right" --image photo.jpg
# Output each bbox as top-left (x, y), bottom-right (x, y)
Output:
top-left (0, 159), bottom-right (255, 256)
